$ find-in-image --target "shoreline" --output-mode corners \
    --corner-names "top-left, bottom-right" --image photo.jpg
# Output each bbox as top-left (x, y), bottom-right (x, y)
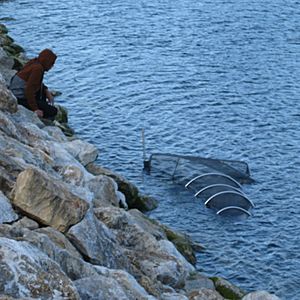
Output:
top-left (0, 22), bottom-right (281, 300)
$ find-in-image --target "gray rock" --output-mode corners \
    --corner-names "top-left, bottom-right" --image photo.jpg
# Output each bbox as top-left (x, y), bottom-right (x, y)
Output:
top-left (59, 165), bottom-right (84, 186)
top-left (242, 291), bottom-right (281, 300)
top-left (74, 275), bottom-right (151, 300)
top-left (160, 293), bottom-right (188, 300)
top-left (94, 207), bottom-right (194, 289)
top-left (184, 273), bottom-right (215, 293)
top-left (12, 167), bottom-right (89, 232)
top-left (0, 237), bottom-right (80, 299)
top-left (86, 174), bottom-right (120, 208)
top-left (67, 209), bottom-right (130, 270)
top-left (12, 216), bottom-right (39, 230)
top-left (0, 81), bottom-right (17, 113)
top-left (35, 226), bottom-right (82, 258)
top-left (11, 105), bottom-right (44, 128)
top-left (0, 191), bottom-right (18, 223)
top-left (63, 139), bottom-right (99, 166)
top-left (188, 288), bottom-right (224, 300)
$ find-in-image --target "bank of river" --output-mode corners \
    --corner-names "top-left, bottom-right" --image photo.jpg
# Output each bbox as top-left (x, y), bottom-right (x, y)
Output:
top-left (1, 0), bottom-right (299, 298)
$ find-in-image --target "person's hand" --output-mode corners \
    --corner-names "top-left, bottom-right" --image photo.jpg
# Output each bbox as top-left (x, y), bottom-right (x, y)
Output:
top-left (35, 109), bottom-right (44, 118)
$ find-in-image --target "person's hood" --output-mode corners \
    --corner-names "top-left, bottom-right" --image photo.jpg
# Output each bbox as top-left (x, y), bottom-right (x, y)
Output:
top-left (38, 49), bottom-right (57, 71)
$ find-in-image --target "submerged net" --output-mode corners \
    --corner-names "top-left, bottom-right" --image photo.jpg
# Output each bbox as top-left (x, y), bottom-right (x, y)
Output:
top-left (145, 153), bottom-right (254, 185)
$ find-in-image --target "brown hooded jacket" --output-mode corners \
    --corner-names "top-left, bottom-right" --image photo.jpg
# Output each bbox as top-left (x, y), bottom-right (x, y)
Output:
top-left (17, 49), bottom-right (57, 110)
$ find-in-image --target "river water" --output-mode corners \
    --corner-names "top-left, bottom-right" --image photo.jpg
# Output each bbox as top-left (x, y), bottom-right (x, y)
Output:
top-left (1, 0), bottom-right (300, 298)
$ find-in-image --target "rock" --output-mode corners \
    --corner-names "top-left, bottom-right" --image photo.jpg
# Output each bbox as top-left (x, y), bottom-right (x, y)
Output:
top-left (0, 80), bottom-right (18, 113)
top-left (0, 110), bottom-right (25, 142)
top-left (19, 228), bottom-right (101, 281)
top-left (0, 191), bottom-right (18, 223)
top-left (0, 133), bottom-right (55, 176)
top-left (211, 277), bottom-right (245, 300)
top-left (242, 291), bottom-right (281, 300)
top-left (184, 272), bottom-right (215, 293)
top-left (43, 125), bottom-right (68, 142)
top-left (189, 288), bottom-right (224, 300)
top-left (12, 216), bottom-right (39, 230)
top-left (160, 293), bottom-right (188, 300)
top-left (63, 139), bottom-right (98, 166)
top-left (0, 24), bottom-right (8, 34)
top-left (86, 163), bottom-right (158, 211)
top-left (162, 226), bottom-right (198, 266)
top-left (59, 165), bottom-right (84, 186)
top-left (67, 209), bottom-right (130, 270)
top-left (94, 206), bottom-right (194, 289)
top-left (35, 226), bottom-right (82, 259)
top-left (86, 174), bottom-right (120, 208)
top-left (11, 105), bottom-right (44, 128)
top-left (0, 48), bottom-right (16, 83)
top-left (74, 270), bottom-right (157, 300)
top-left (55, 104), bottom-right (68, 123)
top-left (12, 167), bottom-right (89, 232)
top-left (0, 237), bottom-right (80, 299)
top-left (74, 275), bottom-right (155, 300)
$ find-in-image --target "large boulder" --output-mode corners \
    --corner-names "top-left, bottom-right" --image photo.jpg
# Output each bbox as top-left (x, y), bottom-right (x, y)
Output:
top-left (0, 191), bottom-right (18, 223)
top-left (85, 174), bottom-right (120, 208)
top-left (63, 139), bottom-right (99, 166)
top-left (74, 271), bottom-right (157, 300)
top-left (12, 167), bottom-right (89, 232)
top-left (94, 207), bottom-right (194, 289)
top-left (0, 237), bottom-right (80, 299)
top-left (67, 209), bottom-right (131, 270)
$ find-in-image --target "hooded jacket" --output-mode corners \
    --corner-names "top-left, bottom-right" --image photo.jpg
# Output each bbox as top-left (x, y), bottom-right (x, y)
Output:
top-left (16, 49), bottom-right (57, 111)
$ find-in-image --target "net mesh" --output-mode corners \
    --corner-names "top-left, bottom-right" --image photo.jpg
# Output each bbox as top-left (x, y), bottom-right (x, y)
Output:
top-left (146, 153), bottom-right (254, 185)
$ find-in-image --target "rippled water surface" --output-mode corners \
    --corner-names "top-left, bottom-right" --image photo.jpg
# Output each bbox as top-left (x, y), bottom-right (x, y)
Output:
top-left (2, 0), bottom-right (300, 298)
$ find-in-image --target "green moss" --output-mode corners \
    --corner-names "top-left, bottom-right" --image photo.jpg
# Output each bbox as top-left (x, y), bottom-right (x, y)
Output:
top-left (210, 277), bottom-right (245, 300)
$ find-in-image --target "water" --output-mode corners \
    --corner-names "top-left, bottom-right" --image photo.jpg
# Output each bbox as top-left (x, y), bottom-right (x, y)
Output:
top-left (1, 0), bottom-right (300, 298)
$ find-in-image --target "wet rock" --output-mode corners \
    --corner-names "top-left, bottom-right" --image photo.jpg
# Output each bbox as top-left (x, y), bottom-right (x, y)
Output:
top-left (0, 24), bottom-right (8, 34)
top-left (0, 237), bottom-right (80, 299)
top-left (211, 277), bottom-right (245, 300)
top-left (188, 288), bottom-right (224, 300)
top-left (67, 209), bottom-right (130, 270)
top-left (55, 104), bottom-right (68, 123)
top-left (12, 167), bottom-right (89, 232)
top-left (63, 139), bottom-right (98, 166)
top-left (86, 174), bottom-right (120, 208)
top-left (0, 191), bottom-right (18, 223)
top-left (242, 291), bottom-right (281, 300)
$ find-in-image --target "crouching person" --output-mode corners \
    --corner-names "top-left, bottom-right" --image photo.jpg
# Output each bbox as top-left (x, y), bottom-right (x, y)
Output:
top-left (9, 48), bottom-right (58, 120)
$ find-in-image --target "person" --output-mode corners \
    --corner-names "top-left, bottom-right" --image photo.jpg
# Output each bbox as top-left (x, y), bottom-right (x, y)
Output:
top-left (9, 48), bottom-right (58, 119)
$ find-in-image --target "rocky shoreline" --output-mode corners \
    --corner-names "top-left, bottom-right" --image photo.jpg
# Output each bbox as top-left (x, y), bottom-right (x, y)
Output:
top-left (0, 23), bottom-right (280, 300)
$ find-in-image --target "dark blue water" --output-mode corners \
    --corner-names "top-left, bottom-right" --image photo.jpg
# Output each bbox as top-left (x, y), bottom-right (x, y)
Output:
top-left (1, 0), bottom-right (300, 298)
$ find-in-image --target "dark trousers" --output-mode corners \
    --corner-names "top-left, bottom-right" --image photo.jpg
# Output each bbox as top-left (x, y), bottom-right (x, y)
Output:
top-left (17, 88), bottom-right (58, 120)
